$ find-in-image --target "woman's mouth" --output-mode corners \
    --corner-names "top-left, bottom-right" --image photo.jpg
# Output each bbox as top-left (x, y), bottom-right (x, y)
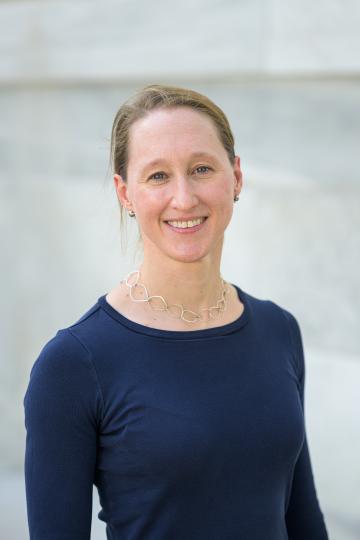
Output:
top-left (164, 216), bottom-right (208, 233)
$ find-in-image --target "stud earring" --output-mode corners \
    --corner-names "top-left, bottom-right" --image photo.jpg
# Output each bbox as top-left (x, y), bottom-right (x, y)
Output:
top-left (128, 209), bottom-right (136, 217)
top-left (234, 195), bottom-right (239, 202)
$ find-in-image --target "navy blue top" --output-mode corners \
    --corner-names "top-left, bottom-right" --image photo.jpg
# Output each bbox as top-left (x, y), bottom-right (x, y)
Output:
top-left (23, 284), bottom-right (329, 540)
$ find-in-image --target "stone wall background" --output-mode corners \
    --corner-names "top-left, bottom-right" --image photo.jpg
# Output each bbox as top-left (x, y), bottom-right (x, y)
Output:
top-left (1, 1), bottom-right (359, 539)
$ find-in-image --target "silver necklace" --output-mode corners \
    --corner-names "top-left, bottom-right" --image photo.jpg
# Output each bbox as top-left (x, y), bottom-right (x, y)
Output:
top-left (122, 269), bottom-right (230, 324)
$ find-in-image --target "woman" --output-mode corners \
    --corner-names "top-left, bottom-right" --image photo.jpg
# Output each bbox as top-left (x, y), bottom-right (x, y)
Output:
top-left (23, 84), bottom-right (329, 539)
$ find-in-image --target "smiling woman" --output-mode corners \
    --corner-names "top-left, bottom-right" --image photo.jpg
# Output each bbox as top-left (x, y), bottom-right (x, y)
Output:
top-left (107, 87), bottom-right (242, 327)
top-left (23, 84), bottom-right (329, 540)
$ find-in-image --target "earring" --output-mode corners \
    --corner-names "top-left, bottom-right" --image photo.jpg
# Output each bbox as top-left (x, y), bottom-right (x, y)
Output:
top-left (234, 194), bottom-right (239, 202)
top-left (128, 209), bottom-right (136, 217)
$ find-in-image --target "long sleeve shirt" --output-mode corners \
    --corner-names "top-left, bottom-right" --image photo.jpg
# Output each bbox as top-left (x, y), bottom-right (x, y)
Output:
top-left (23, 284), bottom-right (329, 539)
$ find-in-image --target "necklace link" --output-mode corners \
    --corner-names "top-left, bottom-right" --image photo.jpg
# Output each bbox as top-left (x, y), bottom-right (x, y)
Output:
top-left (123, 269), bottom-right (229, 324)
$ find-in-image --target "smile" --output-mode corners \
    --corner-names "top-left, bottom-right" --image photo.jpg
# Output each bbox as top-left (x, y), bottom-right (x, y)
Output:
top-left (165, 216), bottom-right (208, 233)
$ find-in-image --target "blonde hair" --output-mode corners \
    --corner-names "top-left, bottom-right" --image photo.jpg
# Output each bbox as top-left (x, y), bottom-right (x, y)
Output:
top-left (109, 83), bottom-right (236, 255)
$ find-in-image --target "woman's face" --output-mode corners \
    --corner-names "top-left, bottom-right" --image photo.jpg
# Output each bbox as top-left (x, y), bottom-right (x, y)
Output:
top-left (114, 106), bottom-right (242, 264)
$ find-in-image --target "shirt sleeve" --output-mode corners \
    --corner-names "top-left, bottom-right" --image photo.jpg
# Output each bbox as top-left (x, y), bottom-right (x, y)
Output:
top-left (282, 310), bottom-right (329, 540)
top-left (23, 328), bottom-right (104, 540)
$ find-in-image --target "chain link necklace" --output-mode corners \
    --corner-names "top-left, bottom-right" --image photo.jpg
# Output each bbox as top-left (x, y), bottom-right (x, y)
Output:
top-left (121, 269), bottom-right (230, 324)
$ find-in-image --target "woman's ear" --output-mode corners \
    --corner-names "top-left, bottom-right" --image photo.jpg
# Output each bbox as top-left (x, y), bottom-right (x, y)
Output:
top-left (114, 174), bottom-right (133, 212)
top-left (233, 156), bottom-right (243, 195)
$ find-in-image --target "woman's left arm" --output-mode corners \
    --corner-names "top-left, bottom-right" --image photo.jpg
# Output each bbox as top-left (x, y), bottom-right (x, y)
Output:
top-left (283, 311), bottom-right (329, 540)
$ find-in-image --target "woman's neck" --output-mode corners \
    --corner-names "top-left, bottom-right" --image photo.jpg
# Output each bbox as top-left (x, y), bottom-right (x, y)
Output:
top-left (137, 259), bottom-right (224, 315)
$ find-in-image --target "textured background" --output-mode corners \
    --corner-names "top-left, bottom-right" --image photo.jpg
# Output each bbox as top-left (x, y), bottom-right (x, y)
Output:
top-left (1, 1), bottom-right (359, 538)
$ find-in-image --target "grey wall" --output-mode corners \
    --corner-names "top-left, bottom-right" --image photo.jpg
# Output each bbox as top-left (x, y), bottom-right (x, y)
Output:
top-left (1, 1), bottom-right (359, 539)
top-left (1, 0), bottom-right (360, 82)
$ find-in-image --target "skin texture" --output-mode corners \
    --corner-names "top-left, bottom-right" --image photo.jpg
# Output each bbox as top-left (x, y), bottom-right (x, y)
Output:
top-left (110, 106), bottom-right (243, 330)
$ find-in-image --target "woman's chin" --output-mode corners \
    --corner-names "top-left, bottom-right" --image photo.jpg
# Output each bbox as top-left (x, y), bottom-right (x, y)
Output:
top-left (162, 243), bottom-right (213, 264)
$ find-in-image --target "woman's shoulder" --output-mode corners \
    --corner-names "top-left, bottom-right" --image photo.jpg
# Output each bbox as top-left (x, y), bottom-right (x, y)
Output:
top-left (240, 287), bottom-right (298, 320)
top-left (48, 293), bottom-right (112, 355)
top-left (27, 295), bottom-right (105, 388)
top-left (240, 288), bottom-right (304, 378)
top-left (239, 287), bottom-right (302, 343)
top-left (24, 321), bottom-right (104, 420)
top-left (26, 327), bottom-right (93, 387)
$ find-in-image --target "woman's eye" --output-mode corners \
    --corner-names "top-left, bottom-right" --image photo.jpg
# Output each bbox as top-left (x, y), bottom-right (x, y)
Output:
top-left (194, 165), bottom-right (212, 174)
top-left (149, 172), bottom-right (166, 181)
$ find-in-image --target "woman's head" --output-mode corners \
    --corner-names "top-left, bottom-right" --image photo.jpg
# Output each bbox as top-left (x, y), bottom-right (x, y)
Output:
top-left (110, 84), bottom-right (242, 261)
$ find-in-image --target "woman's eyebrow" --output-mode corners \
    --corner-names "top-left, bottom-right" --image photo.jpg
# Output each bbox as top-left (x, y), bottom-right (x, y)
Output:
top-left (140, 152), bottom-right (217, 173)
top-left (141, 158), bottom-right (166, 173)
top-left (188, 151), bottom-right (217, 160)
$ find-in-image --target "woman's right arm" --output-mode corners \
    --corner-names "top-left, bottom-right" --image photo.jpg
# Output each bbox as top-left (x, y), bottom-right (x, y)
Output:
top-left (23, 328), bottom-right (104, 540)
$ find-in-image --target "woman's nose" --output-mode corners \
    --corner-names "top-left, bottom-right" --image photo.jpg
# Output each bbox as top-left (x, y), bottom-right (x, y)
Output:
top-left (170, 176), bottom-right (198, 209)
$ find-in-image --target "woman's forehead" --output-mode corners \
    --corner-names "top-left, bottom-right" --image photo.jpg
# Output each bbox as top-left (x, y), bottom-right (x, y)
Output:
top-left (128, 108), bottom-right (223, 159)
top-left (130, 107), bottom-right (217, 137)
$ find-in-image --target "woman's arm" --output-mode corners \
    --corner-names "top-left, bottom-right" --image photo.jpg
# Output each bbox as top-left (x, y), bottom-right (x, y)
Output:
top-left (23, 328), bottom-right (103, 540)
top-left (283, 311), bottom-right (329, 540)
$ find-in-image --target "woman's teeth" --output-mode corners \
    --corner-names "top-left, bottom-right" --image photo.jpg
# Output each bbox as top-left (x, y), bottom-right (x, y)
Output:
top-left (167, 217), bottom-right (206, 228)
